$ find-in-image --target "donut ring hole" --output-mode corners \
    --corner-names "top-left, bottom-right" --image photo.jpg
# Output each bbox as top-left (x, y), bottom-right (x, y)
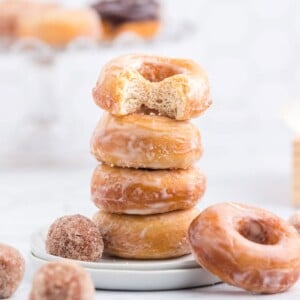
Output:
top-left (138, 62), bottom-right (182, 82)
top-left (237, 218), bottom-right (280, 245)
top-left (137, 104), bottom-right (160, 115)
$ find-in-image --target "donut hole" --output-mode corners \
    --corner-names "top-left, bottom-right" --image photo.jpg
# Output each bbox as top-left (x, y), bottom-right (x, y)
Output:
top-left (138, 62), bottom-right (181, 82)
top-left (238, 218), bottom-right (280, 245)
top-left (137, 104), bottom-right (160, 115)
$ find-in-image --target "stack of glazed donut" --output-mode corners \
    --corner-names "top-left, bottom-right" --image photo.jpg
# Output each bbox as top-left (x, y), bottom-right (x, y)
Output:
top-left (90, 54), bottom-right (212, 259)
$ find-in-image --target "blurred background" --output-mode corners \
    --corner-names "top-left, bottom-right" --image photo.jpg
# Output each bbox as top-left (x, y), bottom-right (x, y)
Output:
top-left (1, 0), bottom-right (299, 172)
top-left (1, 0), bottom-right (300, 211)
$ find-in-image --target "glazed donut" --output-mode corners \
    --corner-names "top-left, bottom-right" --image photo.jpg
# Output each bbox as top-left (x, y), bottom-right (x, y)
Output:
top-left (93, 208), bottom-right (200, 259)
top-left (90, 113), bottom-right (202, 169)
top-left (188, 202), bottom-right (300, 294)
top-left (92, 54), bottom-right (211, 120)
top-left (0, 0), bottom-right (57, 37)
top-left (17, 8), bottom-right (101, 47)
top-left (91, 164), bottom-right (206, 214)
top-left (103, 20), bottom-right (160, 40)
top-left (29, 261), bottom-right (94, 300)
top-left (91, 0), bottom-right (161, 40)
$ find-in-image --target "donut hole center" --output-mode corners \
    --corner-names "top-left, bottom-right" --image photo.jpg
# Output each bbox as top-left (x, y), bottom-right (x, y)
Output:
top-left (238, 218), bottom-right (279, 245)
top-left (138, 62), bottom-right (181, 82)
top-left (137, 104), bottom-right (160, 115)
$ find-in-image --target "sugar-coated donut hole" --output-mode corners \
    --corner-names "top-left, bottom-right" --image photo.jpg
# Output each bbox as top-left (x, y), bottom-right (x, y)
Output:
top-left (46, 214), bottom-right (104, 262)
top-left (237, 218), bottom-right (280, 245)
top-left (138, 62), bottom-right (182, 82)
top-left (0, 243), bottom-right (25, 299)
top-left (29, 261), bottom-right (94, 300)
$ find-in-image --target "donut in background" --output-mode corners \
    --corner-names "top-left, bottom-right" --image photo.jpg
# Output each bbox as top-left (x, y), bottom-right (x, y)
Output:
top-left (16, 7), bottom-right (101, 47)
top-left (91, 0), bottom-right (161, 40)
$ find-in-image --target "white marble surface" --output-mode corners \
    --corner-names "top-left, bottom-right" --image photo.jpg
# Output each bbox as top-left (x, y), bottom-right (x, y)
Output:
top-left (1, 167), bottom-right (300, 299)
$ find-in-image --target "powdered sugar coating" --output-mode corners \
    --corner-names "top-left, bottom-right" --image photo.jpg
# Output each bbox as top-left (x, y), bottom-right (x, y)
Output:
top-left (46, 214), bottom-right (103, 262)
top-left (0, 243), bottom-right (25, 298)
top-left (289, 210), bottom-right (300, 233)
top-left (91, 164), bottom-right (206, 214)
top-left (188, 202), bottom-right (300, 294)
top-left (29, 261), bottom-right (94, 300)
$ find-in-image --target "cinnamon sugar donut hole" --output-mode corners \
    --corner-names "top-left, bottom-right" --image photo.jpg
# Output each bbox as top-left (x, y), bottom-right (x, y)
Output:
top-left (91, 164), bottom-right (206, 214)
top-left (188, 202), bottom-right (300, 294)
top-left (92, 54), bottom-right (211, 121)
top-left (91, 113), bottom-right (202, 169)
top-left (0, 243), bottom-right (25, 299)
top-left (17, 8), bottom-right (101, 47)
top-left (93, 208), bottom-right (200, 259)
top-left (289, 210), bottom-right (300, 233)
top-left (46, 214), bottom-right (104, 262)
top-left (29, 261), bottom-right (94, 300)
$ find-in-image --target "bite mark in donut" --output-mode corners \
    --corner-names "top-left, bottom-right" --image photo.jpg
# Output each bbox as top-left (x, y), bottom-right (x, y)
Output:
top-left (92, 54), bottom-right (211, 120)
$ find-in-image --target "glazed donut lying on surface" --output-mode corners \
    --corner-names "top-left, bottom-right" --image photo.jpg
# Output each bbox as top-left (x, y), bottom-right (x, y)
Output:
top-left (93, 208), bottom-right (200, 259)
top-left (91, 164), bottom-right (206, 214)
top-left (17, 8), bottom-right (101, 47)
top-left (92, 54), bottom-right (211, 120)
top-left (91, 0), bottom-right (161, 40)
top-left (90, 113), bottom-right (202, 169)
top-left (188, 202), bottom-right (300, 294)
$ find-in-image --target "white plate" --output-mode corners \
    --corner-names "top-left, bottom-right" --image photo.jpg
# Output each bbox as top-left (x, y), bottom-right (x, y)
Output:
top-left (30, 253), bottom-right (221, 291)
top-left (31, 228), bottom-right (199, 270)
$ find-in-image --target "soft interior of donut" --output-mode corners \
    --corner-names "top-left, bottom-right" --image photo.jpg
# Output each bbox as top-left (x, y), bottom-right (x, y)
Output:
top-left (238, 218), bottom-right (279, 245)
top-left (120, 62), bottom-right (185, 119)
